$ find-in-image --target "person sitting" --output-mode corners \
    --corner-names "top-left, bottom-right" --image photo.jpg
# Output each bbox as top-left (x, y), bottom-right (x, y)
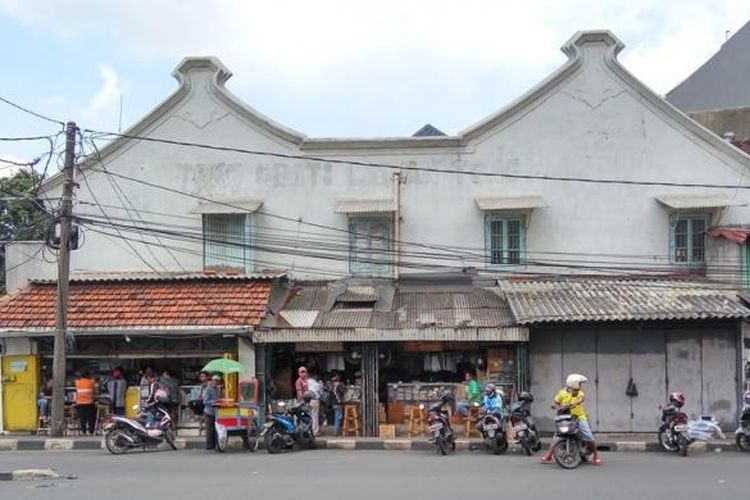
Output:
top-left (457, 370), bottom-right (483, 416)
top-left (480, 383), bottom-right (505, 417)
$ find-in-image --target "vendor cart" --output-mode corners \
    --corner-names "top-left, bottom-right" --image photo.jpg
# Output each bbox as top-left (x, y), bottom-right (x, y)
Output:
top-left (215, 400), bottom-right (262, 452)
top-left (201, 358), bottom-right (262, 452)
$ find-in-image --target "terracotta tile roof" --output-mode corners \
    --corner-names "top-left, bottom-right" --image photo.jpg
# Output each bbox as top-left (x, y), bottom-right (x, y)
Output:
top-left (0, 279), bottom-right (272, 330)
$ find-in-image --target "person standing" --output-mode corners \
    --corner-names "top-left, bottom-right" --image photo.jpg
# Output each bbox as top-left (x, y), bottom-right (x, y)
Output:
top-left (159, 368), bottom-right (181, 427)
top-left (203, 375), bottom-right (221, 451)
top-left (330, 374), bottom-right (346, 436)
top-left (296, 366), bottom-right (319, 436)
top-left (75, 371), bottom-right (97, 435)
top-left (106, 368), bottom-right (127, 416)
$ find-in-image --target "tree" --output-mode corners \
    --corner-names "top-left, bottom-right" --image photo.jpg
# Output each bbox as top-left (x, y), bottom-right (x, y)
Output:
top-left (0, 170), bottom-right (49, 293)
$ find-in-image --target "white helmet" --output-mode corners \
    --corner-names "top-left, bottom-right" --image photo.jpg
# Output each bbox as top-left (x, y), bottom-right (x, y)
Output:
top-left (565, 374), bottom-right (588, 390)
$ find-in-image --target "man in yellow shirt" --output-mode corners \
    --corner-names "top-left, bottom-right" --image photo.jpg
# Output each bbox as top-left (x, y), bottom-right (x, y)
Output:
top-left (540, 373), bottom-right (602, 465)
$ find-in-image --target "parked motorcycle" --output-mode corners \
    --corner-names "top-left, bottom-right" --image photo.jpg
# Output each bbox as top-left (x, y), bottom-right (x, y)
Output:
top-left (509, 391), bottom-right (542, 456)
top-left (476, 408), bottom-right (509, 455)
top-left (424, 393), bottom-right (457, 456)
top-left (260, 398), bottom-right (315, 454)
top-left (550, 408), bottom-right (591, 469)
top-left (735, 390), bottom-right (750, 452)
top-left (658, 391), bottom-right (693, 457)
top-left (103, 403), bottom-right (177, 455)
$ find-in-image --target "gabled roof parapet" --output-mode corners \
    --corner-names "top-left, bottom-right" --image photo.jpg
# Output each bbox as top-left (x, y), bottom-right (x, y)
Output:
top-left (561, 30), bottom-right (625, 60)
top-left (172, 56), bottom-right (233, 87)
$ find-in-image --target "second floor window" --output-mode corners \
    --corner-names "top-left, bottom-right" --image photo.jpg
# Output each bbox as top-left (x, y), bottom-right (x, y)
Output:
top-left (203, 213), bottom-right (252, 272)
top-left (670, 214), bottom-right (707, 265)
top-left (486, 215), bottom-right (525, 266)
top-left (349, 217), bottom-right (391, 276)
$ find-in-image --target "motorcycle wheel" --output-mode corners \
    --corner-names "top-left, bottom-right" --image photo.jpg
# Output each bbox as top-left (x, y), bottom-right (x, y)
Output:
top-left (105, 429), bottom-right (130, 455)
top-left (736, 433), bottom-right (750, 452)
top-left (264, 430), bottom-right (283, 454)
top-left (678, 435), bottom-right (689, 457)
top-left (532, 438), bottom-right (543, 452)
top-left (164, 428), bottom-right (178, 450)
top-left (435, 435), bottom-right (448, 456)
top-left (304, 431), bottom-right (316, 450)
top-left (657, 429), bottom-right (679, 453)
top-left (552, 439), bottom-right (582, 469)
top-left (520, 437), bottom-right (532, 456)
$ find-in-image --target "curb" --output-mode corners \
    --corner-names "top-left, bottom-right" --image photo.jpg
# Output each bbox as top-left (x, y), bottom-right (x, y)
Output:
top-left (0, 438), bottom-right (741, 453)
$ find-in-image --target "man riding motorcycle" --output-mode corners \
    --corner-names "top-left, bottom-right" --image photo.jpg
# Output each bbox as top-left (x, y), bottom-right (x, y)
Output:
top-left (540, 373), bottom-right (602, 466)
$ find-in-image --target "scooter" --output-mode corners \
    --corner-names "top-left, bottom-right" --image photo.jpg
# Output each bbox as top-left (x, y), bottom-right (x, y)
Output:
top-left (658, 402), bottom-right (693, 457)
top-left (424, 393), bottom-right (457, 456)
top-left (476, 408), bottom-right (509, 455)
top-left (259, 400), bottom-right (315, 454)
top-left (735, 390), bottom-right (750, 452)
top-left (103, 403), bottom-right (177, 455)
top-left (509, 393), bottom-right (542, 456)
top-left (550, 409), bottom-right (592, 469)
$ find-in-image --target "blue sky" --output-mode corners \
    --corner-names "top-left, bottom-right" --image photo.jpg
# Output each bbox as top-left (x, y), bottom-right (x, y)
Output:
top-left (1, 1), bottom-right (748, 170)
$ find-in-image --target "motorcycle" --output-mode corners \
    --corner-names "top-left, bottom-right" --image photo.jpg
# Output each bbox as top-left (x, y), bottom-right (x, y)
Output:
top-left (423, 394), bottom-right (457, 456)
top-left (259, 400), bottom-right (315, 454)
top-left (103, 403), bottom-right (177, 455)
top-left (476, 408), bottom-right (509, 455)
top-left (509, 396), bottom-right (542, 456)
top-left (658, 403), bottom-right (693, 457)
top-left (551, 409), bottom-right (592, 469)
top-left (735, 391), bottom-right (750, 452)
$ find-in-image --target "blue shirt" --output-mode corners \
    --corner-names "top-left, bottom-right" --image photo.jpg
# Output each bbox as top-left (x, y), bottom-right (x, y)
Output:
top-left (482, 394), bottom-right (503, 412)
top-left (203, 385), bottom-right (219, 416)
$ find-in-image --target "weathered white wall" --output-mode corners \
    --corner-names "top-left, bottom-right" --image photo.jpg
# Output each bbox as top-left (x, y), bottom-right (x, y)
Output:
top-left (7, 31), bottom-right (750, 285)
top-left (5, 242), bottom-right (55, 293)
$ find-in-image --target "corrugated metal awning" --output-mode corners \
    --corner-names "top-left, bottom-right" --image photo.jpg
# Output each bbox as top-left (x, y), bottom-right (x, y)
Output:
top-left (655, 194), bottom-right (735, 210)
top-left (335, 198), bottom-right (396, 214)
top-left (252, 327), bottom-right (529, 343)
top-left (475, 195), bottom-right (545, 211)
top-left (191, 199), bottom-right (263, 214)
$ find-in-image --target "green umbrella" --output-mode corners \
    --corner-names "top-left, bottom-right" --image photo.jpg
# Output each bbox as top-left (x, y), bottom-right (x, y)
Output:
top-left (202, 358), bottom-right (247, 374)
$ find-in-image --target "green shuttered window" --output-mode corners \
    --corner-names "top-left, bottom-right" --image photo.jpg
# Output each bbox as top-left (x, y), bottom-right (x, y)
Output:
top-left (203, 213), bottom-right (253, 272)
top-left (349, 217), bottom-right (391, 276)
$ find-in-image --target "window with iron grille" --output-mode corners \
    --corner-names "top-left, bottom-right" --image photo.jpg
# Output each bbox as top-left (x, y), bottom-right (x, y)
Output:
top-left (203, 213), bottom-right (252, 272)
top-left (485, 215), bottom-right (525, 266)
top-left (349, 217), bottom-right (391, 276)
top-left (669, 214), bottom-right (707, 265)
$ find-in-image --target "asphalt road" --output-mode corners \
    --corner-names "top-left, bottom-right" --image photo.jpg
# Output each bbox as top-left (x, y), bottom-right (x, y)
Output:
top-left (1, 449), bottom-right (749, 499)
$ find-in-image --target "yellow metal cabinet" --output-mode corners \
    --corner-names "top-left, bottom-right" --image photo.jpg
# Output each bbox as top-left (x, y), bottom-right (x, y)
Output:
top-left (125, 386), bottom-right (141, 418)
top-left (2, 355), bottom-right (39, 431)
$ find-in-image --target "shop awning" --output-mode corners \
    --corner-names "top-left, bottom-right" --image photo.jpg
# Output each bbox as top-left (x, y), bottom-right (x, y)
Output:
top-left (655, 194), bottom-right (736, 210)
top-left (475, 195), bottom-right (545, 211)
top-left (252, 327), bottom-right (529, 343)
top-left (334, 198), bottom-right (396, 214)
top-left (706, 226), bottom-right (750, 244)
top-left (191, 198), bottom-right (263, 214)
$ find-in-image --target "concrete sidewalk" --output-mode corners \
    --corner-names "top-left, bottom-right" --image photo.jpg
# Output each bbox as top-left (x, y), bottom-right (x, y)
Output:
top-left (0, 433), bottom-right (740, 452)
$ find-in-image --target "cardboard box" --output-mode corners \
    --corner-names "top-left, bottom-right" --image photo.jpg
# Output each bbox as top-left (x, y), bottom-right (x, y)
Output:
top-left (379, 424), bottom-right (396, 439)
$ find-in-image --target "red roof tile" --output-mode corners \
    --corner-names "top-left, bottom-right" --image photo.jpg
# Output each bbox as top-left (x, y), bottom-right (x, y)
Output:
top-left (0, 279), bottom-right (272, 329)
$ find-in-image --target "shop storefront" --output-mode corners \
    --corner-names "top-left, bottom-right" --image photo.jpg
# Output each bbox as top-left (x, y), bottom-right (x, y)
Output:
top-left (256, 281), bottom-right (529, 436)
top-left (0, 274), bottom-right (277, 432)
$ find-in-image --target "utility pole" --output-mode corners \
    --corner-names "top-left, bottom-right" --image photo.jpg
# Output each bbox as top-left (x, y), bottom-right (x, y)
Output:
top-left (50, 121), bottom-right (77, 437)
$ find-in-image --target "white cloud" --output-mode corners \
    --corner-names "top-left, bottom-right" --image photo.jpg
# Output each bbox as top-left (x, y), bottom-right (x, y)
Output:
top-left (2, 1), bottom-right (750, 135)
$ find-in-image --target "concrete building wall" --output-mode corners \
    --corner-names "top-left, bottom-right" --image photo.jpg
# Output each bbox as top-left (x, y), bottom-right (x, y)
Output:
top-left (7, 31), bottom-right (750, 285)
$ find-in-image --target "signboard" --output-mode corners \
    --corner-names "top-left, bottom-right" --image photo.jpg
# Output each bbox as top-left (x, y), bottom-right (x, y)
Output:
top-left (295, 342), bottom-right (344, 353)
